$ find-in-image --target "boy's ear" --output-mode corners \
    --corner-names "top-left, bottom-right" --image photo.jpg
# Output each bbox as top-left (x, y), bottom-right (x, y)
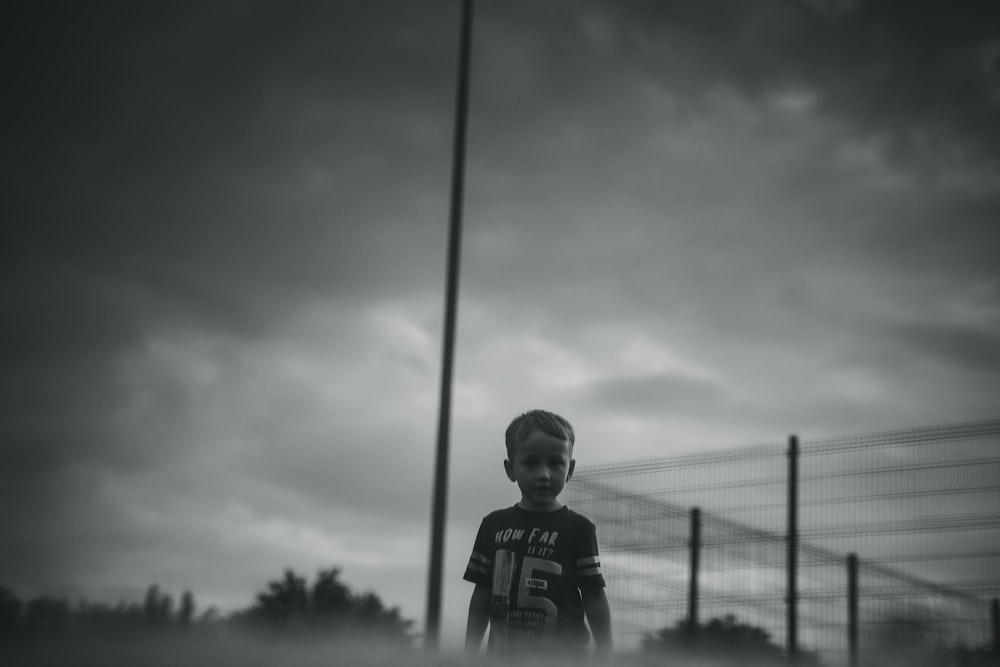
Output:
top-left (567, 459), bottom-right (576, 482)
top-left (503, 459), bottom-right (515, 482)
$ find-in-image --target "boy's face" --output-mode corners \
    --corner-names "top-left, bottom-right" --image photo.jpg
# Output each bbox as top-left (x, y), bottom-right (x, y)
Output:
top-left (504, 428), bottom-right (575, 512)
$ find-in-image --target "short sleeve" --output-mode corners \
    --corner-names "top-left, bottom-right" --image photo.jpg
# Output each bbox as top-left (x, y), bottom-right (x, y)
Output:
top-left (463, 517), bottom-right (493, 587)
top-left (575, 520), bottom-right (606, 590)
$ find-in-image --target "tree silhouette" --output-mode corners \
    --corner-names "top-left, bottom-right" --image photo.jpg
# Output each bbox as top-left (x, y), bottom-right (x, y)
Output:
top-left (235, 567), bottom-right (412, 641)
top-left (0, 587), bottom-right (22, 640)
top-left (644, 614), bottom-right (820, 666)
top-left (142, 584), bottom-right (173, 629)
top-left (0, 586), bottom-right (210, 643)
top-left (23, 596), bottom-right (72, 637)
top-left (866, 613), bottom-right (998, 667)
top-left (0, 568), bottom-right (411, 648)
top-left (245, 568), bottom-right (310, 627)
top-left (178, 591), bottom-right (196, 629)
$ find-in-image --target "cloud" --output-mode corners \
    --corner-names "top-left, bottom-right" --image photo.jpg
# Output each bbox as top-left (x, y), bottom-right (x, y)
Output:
top-left (888, 320), bottom-right (1000, 377)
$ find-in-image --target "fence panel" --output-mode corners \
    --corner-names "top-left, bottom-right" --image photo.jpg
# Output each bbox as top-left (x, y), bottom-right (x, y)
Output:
top-left (562, 418), bottom-right (1000, 665)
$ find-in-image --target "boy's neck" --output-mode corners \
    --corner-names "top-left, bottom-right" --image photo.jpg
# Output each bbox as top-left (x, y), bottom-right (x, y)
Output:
top-left (517, 499), bottom-right (564, 512)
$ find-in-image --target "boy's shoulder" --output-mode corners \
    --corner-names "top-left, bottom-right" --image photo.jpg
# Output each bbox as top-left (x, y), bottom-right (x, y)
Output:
top-left (558, 506), bottom-right (598, 531)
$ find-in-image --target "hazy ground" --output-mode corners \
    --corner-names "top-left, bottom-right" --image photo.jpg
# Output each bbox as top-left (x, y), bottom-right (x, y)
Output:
top-left (0, 634), bottom-right (797, 667)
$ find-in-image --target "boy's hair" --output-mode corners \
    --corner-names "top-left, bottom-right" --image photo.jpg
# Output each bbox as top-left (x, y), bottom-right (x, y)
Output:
top-left (505, 409), bottom-right (575, 457)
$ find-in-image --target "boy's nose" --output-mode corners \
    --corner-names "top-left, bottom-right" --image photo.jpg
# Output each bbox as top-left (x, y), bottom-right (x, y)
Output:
top-left (537, 467), bottom-right (551, 480)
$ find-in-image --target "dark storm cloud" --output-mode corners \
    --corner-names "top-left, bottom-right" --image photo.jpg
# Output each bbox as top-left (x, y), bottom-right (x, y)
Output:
top-left (584, 372), bottom-right (728, 416)
top-left (589, 0), bottom-right (1000, 165)
top-left (888, 321), bottom-right (1000, 376)
top-left (3, 0), bottom-right (459, 312)
top-left (455, 0), bottom-right (1000, 333)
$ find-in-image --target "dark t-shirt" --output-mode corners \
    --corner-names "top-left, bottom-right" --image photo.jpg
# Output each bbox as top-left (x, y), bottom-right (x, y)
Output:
top-left (463, 505), bottom-right (606, 649)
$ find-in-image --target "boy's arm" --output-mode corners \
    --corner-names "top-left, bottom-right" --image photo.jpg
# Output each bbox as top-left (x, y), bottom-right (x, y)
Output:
top-left (465, 583), bottom-right (491, 654)
top-left (582, 586), bottom-right (613, 657)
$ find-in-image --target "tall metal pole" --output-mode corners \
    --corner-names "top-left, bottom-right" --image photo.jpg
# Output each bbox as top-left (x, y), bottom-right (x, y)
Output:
top-left (425, 0), bottom-right (474, 650)
top-left (787, 434), bottom-right (799, 663)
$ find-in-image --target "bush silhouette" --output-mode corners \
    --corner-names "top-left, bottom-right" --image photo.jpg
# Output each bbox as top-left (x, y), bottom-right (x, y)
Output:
top-left (0, 566), bottom-right (411, 647)
top-left (0, 587), bottom-right (22, 639)
top-left (644, 614), bottom-right (820, 665)
top-left (233, 567), bottom-right (413, 641)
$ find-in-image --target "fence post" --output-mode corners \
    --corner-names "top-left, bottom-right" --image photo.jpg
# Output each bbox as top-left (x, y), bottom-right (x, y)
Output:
top-left (787, 434), bottom-right (799, 663)
top-left (848, 553), bottom-right (858, 667)
top-left (991, 598), bottom-right (998, 662)
top-left (689, 506), bottom-right (701, 643)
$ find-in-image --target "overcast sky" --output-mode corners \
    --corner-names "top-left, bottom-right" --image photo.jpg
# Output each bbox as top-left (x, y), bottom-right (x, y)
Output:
top-left (2, 0), bottom-right (999, 649)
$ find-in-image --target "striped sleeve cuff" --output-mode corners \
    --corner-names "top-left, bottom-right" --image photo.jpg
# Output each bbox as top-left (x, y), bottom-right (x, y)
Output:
top-left (466, 551), bottom-right (491, 577)
top-left (576, 555), bottom-right (602, 578)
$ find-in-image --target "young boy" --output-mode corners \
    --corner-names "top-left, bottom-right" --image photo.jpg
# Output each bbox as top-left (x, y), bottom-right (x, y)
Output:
top-left (464, 409), bottom-right (612, 658)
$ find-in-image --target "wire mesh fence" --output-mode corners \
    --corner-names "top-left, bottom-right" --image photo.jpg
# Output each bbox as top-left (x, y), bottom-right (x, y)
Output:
top-left (562, 418), bottom-right (1000, 665)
